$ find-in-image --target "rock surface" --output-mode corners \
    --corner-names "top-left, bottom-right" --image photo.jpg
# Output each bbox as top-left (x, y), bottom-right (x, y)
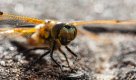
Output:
top-left (0, 26), bottom-right (136, 80)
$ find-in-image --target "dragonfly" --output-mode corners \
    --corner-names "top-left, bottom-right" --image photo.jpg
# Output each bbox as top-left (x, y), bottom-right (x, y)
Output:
top-left (0, 11), bottom-right (136, 70)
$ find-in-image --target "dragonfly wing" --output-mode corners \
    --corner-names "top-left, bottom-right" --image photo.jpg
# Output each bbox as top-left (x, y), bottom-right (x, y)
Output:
top-left (77, 28), bottom-right (101, 41)
top-left (77, 28), bottom-right (112, 45)
top-left (0, 11), bottom-right (45, 26)
top-left (69, 20), bottom-right (136, 26)
top-left (0, 27), bottom-right (36, 39)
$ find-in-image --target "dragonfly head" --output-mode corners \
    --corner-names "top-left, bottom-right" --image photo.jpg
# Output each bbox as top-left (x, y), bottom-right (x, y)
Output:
top-left (51, 23), bottom-right (77, 45)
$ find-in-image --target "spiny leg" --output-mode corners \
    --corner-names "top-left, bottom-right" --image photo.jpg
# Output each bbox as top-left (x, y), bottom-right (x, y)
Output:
top-left (65, 46), bottom-right (77, 57)
top-left (31, 50), bottom-right (50, 63)
top-left (50, 41), bottom-right (62, 69)
top-left (65, 46), bottom-right (78, 63)
top-left (26, 50), bottom-right (50, 70)
top-left (58, 48), bottom-right (71, 69)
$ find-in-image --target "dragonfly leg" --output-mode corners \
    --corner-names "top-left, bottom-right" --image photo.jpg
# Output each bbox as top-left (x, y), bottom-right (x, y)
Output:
top-left (32, 50), bottom-right (50, 63)
top-left (50, 41), bottom-right (62, 69)
top-left (26, 50), bottom-right (50, 70)
top-left (58, 48), bottom-right (71, 69)
top-left (65, 46), bottom-right (79, 64)
top-left (65, 46), bottom-right (77, 57)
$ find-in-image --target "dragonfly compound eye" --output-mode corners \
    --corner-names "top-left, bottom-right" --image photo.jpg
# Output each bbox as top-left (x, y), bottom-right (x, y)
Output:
top-left (51, 23), bottom-right (77, 45)
top-left (58, 24), bottom-right (77, 45)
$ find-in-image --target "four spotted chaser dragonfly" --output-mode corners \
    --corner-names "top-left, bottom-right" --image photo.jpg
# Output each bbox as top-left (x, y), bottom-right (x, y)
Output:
top-left (0, 11), bottom-right (136, 70)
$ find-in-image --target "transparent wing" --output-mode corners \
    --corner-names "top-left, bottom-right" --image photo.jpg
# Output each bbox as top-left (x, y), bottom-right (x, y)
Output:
top-left (70, 20), bottom-right (136, 26)
top-left (0, 11), bottom-right (45, 26)
top-left (71, 20), bottom-right (136, 43)
top-left (0, 27), bottom-right (36, 38)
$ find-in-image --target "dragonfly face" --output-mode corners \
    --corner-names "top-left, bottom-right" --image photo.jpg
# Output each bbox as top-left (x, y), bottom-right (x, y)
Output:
top-left (51, 23), bottom-right (77, 45)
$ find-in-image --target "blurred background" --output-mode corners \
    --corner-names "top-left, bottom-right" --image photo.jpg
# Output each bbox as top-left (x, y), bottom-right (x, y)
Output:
top-left (0, 0), bottom-right (136, 22)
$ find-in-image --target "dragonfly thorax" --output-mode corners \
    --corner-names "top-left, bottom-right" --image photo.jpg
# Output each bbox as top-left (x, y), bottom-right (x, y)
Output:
top-left (51, 23), bottom-right (77, 45)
